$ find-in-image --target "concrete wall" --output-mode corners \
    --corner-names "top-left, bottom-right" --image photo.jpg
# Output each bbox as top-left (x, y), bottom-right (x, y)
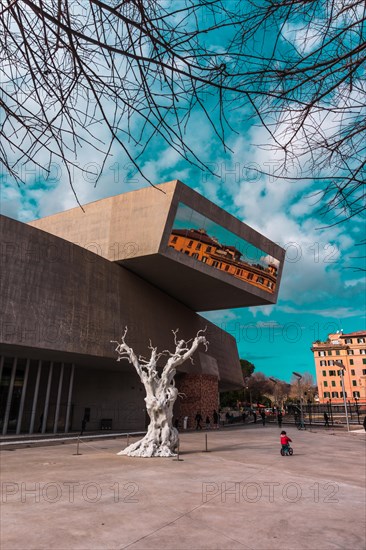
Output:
top-left (72, 368), bottom-right (146, 431)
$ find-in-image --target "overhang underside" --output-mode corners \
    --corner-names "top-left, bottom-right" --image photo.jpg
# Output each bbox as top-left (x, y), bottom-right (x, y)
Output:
top-left (119, 253), bottom-right (275, 311)
top-left (0, 344), bottom-right (243, 391)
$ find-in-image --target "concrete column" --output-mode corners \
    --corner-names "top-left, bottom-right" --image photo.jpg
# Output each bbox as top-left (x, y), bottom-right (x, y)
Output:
top-left (64, 364), bottom-right (75, 433)
top-left (16, 358), bottom-right (30, 435)
top-left (41, 362), bottom-right (53, 433)
top-left (0, 355), bottom-right (4, 383)
top-left (53, 363), bottom-right (64, 433)
top-left (2, 357), bottom-right (17, 435)
top-left (29, 360), bottom-right (42, 434)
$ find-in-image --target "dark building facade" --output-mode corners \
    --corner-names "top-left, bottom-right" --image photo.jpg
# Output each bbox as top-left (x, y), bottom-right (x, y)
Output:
top-left (0, 181), bottom-right (285, 435)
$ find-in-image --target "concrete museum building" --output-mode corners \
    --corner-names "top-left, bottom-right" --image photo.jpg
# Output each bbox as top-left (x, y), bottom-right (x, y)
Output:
top-left (0, 181), bottom-right (285, 435)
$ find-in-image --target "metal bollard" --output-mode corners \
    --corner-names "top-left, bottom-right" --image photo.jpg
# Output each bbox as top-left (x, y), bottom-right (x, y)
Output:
top-left (173, 440), bottom-right (183, 461)
top-left (203, 433), bottom-right (210, 452)
top-left (73, 436), bottom-right (81, 456)
top-left (127, 434), bottom-right (130, 448)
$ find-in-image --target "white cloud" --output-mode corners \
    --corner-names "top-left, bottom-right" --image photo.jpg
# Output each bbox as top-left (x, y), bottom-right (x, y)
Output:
top-left (282, 21), bottom-right (322, 55)
top-left (249, 305), bottom-right (275, 317)
top-left (279, 305), bottom-right (365, 319)
top-left (201, 309), bottom-right (239, 324)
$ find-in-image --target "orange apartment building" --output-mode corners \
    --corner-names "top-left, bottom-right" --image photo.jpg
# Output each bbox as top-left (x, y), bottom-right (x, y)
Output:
top-left (312, 331), bottom-right (366, 404)
top-left (168, 228), bottom-right (278, 294)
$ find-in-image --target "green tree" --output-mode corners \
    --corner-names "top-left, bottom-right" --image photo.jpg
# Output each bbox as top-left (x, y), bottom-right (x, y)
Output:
top-left (240, 359), bottom-right (255, 379)
top-left (220, 358), bottom-right (255, 408)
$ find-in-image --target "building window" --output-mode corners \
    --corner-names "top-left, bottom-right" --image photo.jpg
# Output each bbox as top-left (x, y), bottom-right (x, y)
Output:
top-left (196, 243), bottom-right (201, 250)
top-left (206, 246), bottom-right (212, 253)
top-left (329, 370), bottom-right (336, 376)
top-left (202, 256), bottom-right (207, 263)
top-left (247, 273), bottom-right (254, 280)
top-left (212, 260), bottom-right (219, 268)
top-left (340, 392), bottom-right (347, 398)
top-left (357, 338), bottom-right (365, 344)
top-left (324, 381), bottom-right (328, 387)
top-left (350, 359), bottom-right (354, 365)
top-left (335, 350), bottom-right (340, 355)
top-left (362, 369), bottom-right (366, 374)
top-left (327, 350), bottom-right (332, 356)
top-left (345, 338), bottom-right (353, 344)
top-left (363, 360), bottom-right (366, 365)
top-left (347, 350), bottom-right (354, 355)
top-left (331, 392), bottom-right (339, 398)
top-left (192, 253), bottom-right (199, 259)
top-left (257, 277), bottom-right (264, 284)
top-left (360, 349), bottom-right (366, 355)
top-left (267, 281), bottom-right (273, 289)
top-left (225, 265), bottom-right (230, 271)
top-left (327, 360), bottom-right (334, 366)
top-left (318, 351), bottom-right (326, 357)
top-left (331, 381), bottom-right (336, 387)
top-left (171, 236), bottom-right (177, 244)
top-left (353, 391), bottom-right (360, 398)
top-left (351, 369), bottom-right (355, 375)
top-left (352, 380), bottom-right (357, 386)
top-left (320, 361), bottom-right (326, 367)
top-left (322, 369), bottom-right (326, 375)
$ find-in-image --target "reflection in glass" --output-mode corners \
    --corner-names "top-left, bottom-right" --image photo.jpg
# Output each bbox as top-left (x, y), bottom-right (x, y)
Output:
top-left (168, 203), bottom-right (280, 294)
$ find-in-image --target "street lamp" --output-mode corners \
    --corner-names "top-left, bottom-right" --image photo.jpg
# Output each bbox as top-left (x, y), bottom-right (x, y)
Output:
top-left (292, 372), bottom-right (304, 429)
top-left (244, 378), bottom-right (253, 409)
top-left (335, 361), bottom-right (350, 432)
top-left (269, 377), bottom-right (278, 408)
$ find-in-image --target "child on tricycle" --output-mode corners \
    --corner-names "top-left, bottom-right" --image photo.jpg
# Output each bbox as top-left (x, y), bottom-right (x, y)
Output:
top-left (280, 430), bottom-right (293, 455)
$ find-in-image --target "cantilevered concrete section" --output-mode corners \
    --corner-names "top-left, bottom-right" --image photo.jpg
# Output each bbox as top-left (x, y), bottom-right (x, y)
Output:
top-left (29, 180), bottom-right (285, 311)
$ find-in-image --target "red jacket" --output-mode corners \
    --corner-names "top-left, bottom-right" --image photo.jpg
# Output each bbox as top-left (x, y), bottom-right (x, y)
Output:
top-left (280, 435), bottom-right (292, 445)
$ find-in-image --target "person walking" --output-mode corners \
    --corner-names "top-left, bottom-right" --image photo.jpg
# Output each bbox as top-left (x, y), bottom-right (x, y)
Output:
top-left (260, 410), bottom-right (266, 426)
top-left (213, 410), bottom-right (219, 429)
top-left (324, 411), bottom-right (330, 427)
top-left (277, 411), bottom-right (283, 429)
top-left (195, 411), bottom-right (203, 430)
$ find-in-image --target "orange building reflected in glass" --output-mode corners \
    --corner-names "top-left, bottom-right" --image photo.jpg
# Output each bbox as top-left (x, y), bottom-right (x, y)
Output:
top-left (168, 227), bottom-right (278, 294)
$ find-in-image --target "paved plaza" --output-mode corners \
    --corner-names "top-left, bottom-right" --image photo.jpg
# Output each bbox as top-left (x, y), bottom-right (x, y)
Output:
top-left (1, 425), bottom-right (365, 550)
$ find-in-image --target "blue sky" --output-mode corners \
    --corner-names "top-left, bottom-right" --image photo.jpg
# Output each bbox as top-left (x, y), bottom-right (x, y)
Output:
top-left (1, 4), bottom-right (365, 383)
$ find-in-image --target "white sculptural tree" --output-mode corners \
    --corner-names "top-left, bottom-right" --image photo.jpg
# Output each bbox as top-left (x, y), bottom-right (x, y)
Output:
top-left (112, 328), bottom-right (208, 457)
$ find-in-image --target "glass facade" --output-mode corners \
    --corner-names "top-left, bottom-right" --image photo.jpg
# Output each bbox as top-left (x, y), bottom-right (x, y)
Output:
top-left (168, 202), bottom-right (281, 294)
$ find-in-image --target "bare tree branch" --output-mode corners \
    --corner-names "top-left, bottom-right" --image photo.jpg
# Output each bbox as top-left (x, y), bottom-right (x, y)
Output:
top-left (0, 0), bottom-right (365, 226)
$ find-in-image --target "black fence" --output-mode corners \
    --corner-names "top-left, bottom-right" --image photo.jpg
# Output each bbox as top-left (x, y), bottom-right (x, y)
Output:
top-left (286, 401), bottom-right (366, 426)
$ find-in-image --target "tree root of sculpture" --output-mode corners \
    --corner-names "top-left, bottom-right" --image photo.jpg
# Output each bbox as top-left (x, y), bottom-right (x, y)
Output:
top-left (118, 427), bottom-right (179, 458)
